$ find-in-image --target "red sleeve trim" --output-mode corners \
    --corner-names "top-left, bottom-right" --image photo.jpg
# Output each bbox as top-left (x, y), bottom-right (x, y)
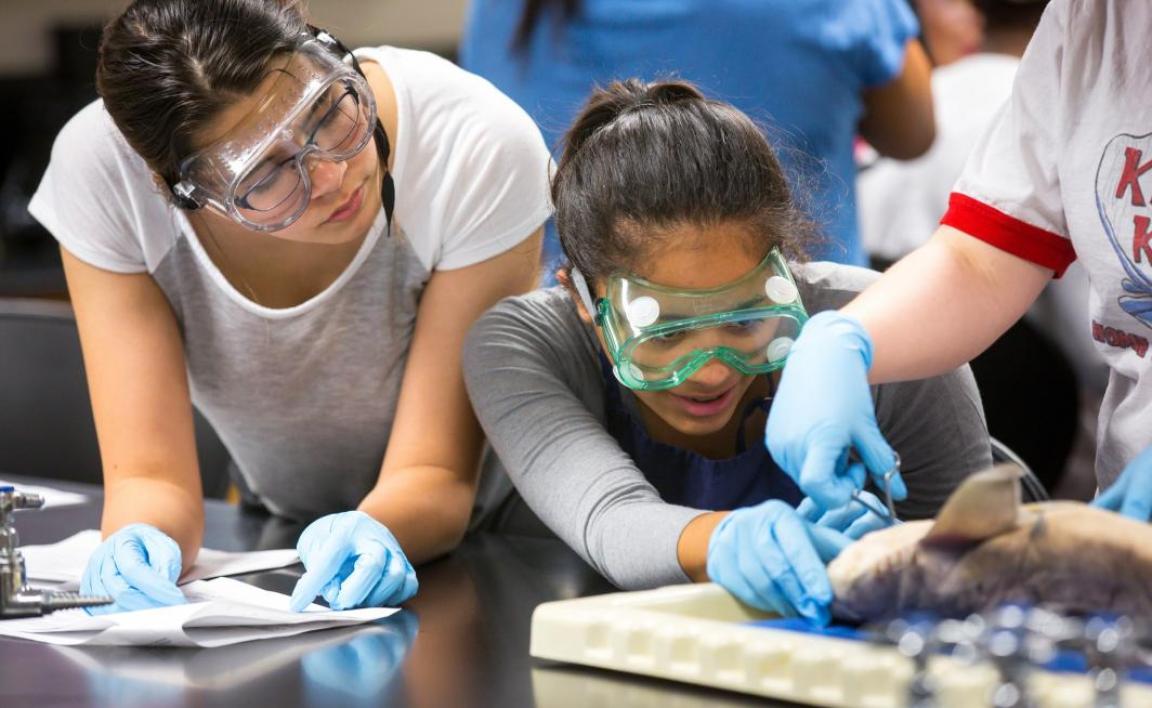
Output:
top-left (941, 193), bottom-right (1077, 277)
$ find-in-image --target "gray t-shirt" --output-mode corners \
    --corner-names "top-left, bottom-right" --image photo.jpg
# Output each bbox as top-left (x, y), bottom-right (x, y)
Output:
top-left (463, 262), bottom-right (992, 589)
top-left (29, 47), bottom-right (553, 521)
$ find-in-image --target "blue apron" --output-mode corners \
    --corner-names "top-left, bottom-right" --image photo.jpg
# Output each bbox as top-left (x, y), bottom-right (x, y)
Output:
top-left (600, 359), bottom-right (803, 510)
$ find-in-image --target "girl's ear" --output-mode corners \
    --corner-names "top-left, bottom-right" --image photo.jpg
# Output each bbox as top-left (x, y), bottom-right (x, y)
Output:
top-left (556, 267), bottom-right (596, 324)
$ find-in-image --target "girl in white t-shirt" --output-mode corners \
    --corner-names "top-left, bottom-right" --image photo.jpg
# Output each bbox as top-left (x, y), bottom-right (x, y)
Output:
top-left (765, 0), bottom-right (1152, 524)
top-left (28, 0), bottom-right (551, 613)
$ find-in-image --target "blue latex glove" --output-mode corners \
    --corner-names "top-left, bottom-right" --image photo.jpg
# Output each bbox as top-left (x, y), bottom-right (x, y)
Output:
top-left (80, 523), bottom-right (186, 615)
top-left (706, 499), bottom-right (852, 626)
top-left (765, 310), bottom-right (906, 511)
top-left (797, 492), bottom-right (891, 540)
top-left (289, 511), bottom-right (418, 612)
top-left (1093, 444), bottom-right (1152, 521)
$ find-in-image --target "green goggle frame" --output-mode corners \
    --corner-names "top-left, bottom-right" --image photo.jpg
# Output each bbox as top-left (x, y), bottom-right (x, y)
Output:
top-left (572, 248), bottom-right (809, 391)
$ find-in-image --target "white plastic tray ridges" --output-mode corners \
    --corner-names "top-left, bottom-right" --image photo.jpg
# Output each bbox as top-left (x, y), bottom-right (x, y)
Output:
top-left (530, 583), bottom-right (1152, 707)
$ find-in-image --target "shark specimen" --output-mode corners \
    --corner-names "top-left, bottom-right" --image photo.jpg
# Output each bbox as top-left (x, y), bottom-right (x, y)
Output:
top-left (828, 465), bottom-right (1152, 622)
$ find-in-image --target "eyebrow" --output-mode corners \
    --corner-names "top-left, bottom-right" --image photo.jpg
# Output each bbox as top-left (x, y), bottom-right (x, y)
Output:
top-left (656, 297), bottom-right (772, 322)
top-left (302, 87), bottom-right (340, 127)
top-left (244, 83), bottom-right (338, 178)
top-left (244, 150), bottom-right (296, 186)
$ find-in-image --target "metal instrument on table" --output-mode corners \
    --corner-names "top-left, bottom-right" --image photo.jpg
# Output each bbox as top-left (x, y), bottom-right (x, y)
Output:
top-left (879, 605), bottom-right (1146, 708)
top-left (0, 485), bottom-right (111, 618)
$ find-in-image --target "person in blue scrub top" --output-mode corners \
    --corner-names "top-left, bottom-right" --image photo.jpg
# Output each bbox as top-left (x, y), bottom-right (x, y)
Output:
top-left (460, 0), bottom-right (936, 270)
top-left (462, 79), bottom-right (990, 624)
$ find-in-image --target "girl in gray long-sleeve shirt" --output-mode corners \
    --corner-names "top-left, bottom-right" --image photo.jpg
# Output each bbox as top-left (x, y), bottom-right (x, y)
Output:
top-left (463, 79), bottom-right (991, 622)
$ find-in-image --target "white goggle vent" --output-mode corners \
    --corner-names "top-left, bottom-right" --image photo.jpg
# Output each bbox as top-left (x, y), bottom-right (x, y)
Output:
top-left (765, 276), bottom-right (799, 304)
top-left (626, 296), bottom-right (661, 328)
top-left (766, 337), bottom-right (795, 362)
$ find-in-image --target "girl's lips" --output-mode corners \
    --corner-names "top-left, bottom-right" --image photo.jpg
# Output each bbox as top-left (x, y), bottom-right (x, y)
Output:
top-left (668, 385), bottom-right (739, 418)
top-left (325, 183), bottom-right (364, 223)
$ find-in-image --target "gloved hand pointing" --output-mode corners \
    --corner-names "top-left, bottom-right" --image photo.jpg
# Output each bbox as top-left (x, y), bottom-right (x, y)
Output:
top-left (1093, 444), bottom-right (1152, 521)
top-left (765, 311), bottom-right (906, 511)
top-left (289, 511), bottom-right (418, 612)
top-left (80, 523), bottom-right (187, 614)
top-left (706, 499), bottom-right (851, 626)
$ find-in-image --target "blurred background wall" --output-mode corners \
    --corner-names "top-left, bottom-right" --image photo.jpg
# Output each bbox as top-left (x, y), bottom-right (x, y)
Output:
top-left (1, 0), bottom-right (468, 74)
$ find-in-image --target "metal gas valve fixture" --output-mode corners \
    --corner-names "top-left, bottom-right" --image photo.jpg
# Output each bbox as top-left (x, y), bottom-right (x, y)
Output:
top-left (0, 485), bottom-right (111, 618)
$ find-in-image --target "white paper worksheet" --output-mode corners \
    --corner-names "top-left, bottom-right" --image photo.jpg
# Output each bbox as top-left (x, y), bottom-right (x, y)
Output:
top-left (0, 578), bottom-right (397, 647)
top-left (20, 530), bottom-right (300, 585)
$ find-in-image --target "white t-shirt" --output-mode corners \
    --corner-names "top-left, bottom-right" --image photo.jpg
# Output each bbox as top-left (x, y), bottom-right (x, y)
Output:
top-left (28, 46), bottom-right (553, 521)
top-left (942, 0), bottom-right (1152, 487)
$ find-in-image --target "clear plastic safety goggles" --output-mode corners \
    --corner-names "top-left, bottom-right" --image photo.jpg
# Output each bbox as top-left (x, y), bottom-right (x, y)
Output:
top-left (572, 249), bottom-right (809, 391)
top-left (172, 30), bottom-right (385, 232)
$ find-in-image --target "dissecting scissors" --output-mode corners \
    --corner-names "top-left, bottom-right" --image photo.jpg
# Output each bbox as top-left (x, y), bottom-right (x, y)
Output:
top-left (850, 452), bottom-right (902, 526)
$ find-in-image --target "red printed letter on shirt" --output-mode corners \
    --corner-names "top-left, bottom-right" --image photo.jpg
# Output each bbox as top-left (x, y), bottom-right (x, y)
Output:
top-left (1134, 215), bottom-right (1152, 264)
top-left (1115, 147), bottom-right (1152, 206)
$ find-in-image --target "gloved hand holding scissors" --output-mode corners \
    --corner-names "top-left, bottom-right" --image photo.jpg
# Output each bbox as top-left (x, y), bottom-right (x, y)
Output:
top-left (798, 490), bottom-right (894, 540)
top-left (80, 523), bottom-right (187, 614)
top-left (707, 499), bottom-right (855, 626)
top-left (1093, 444), bottom-right (1152, 522)
top-left (765, 310), bottom-right (907, 511)
top-left (289, 511), bottom-right (418, 612)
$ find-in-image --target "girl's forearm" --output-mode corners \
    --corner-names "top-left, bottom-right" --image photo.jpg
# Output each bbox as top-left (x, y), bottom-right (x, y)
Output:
top-left (101, 475), bottom-right (205, 572)
top-left (845, 226), bottom-right (1053, 384)
top-left (677, 511), bottom-right (728, 582)
top-left (357, 466), bottom-right (476, 564)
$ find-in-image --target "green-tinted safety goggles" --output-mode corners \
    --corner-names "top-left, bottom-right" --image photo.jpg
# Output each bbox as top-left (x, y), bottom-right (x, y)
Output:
top-left (572, 248), bottom-right (809, 391)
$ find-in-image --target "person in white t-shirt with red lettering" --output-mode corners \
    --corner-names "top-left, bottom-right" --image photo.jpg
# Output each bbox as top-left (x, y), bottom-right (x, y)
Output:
top-left (763, 0), bottom-right (1152, 521)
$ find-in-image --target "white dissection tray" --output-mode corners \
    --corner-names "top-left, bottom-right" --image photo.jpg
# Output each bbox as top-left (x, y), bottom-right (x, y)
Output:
top-left (530, 583), bottom-right (1152, 707)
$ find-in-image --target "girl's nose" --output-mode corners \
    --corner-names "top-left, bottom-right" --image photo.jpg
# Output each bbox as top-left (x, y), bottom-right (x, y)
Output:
top-left (305, 155), bottom-right (348, 200)
top-left (686, 356), bottom-right (735, 387)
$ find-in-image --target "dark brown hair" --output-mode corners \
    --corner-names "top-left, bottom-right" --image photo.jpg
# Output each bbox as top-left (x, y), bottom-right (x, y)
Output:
top-left (552, 79), bottom-right (814, 283)
top-left (96, 0), bottom-right (307, 190)
top-left (512, 0), bottom-right (580, 53)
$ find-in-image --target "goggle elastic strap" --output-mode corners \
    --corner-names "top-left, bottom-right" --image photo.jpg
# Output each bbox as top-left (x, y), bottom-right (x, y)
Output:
top-left (375, 118), bottom-right (395, 226)
top-left (171, 181), bottom-right (203, 211)
top-left (569, 267), bottom-right (602, 325)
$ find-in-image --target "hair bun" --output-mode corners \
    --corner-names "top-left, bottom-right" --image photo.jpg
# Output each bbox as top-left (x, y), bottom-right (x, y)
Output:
top-left (641, 80), bottom-right (704, 106)
top-left (557, 79), bottom-right (705, 174)
top-left (599, 78), bottom-right (704, 117)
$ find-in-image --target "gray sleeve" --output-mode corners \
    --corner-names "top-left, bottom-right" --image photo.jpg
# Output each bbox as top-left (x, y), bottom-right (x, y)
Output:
top-left (463, 291), bottom-right (704, 589)
top-left (874, 365), bottom-right (993, 520)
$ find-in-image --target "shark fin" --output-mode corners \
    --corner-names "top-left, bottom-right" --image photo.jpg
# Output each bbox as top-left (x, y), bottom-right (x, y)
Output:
top-left (921, 464), bottom-right (1026, 547)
